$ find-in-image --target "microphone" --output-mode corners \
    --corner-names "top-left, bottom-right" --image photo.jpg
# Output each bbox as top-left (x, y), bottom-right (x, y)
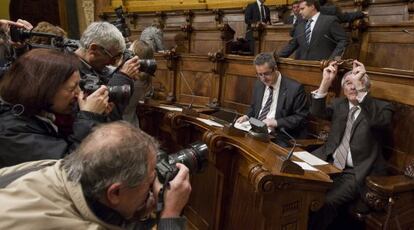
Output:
top-left (179, 71), bottom-right (199, 117)
top-left (402, 29), bottom-right (414, 36)
top-left (275, 127), bottom-right (304, 175)
top-left (280, 127), bottom-right (297, 161)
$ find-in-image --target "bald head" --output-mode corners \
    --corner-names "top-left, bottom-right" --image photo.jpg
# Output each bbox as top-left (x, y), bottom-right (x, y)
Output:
top-left (62, 121), bottom-right (158, 199)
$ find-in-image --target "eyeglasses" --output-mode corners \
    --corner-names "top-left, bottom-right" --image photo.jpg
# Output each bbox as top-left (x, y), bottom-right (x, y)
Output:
top-left (97, 45), bottom-right (123, 61)
top-left (256, 69), bottom-right (275, 78)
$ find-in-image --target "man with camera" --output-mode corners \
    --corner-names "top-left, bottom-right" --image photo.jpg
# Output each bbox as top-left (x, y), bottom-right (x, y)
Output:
top-left (0, 121), bottom-right (191, 229)
top-left (75, 22), bottom-right (141, 120)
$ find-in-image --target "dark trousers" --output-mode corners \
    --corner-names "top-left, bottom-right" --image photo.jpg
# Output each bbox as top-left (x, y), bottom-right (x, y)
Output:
top-left (309, 170), bottom-right (359, 230)
top-left (245, 29), bottom-right (254, 55)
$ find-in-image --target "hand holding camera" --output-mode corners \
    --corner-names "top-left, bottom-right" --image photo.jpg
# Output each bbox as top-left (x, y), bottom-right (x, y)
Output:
top-left (154, 163), bottom-right (191, 218)
top-left (120, 56), bottom-right (140, 80)
top-left (78, 85), bottom-right (110, 114)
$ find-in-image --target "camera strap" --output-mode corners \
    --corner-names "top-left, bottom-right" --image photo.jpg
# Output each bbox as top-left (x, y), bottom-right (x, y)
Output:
top-left (156, 173), bottom-right (172, 222)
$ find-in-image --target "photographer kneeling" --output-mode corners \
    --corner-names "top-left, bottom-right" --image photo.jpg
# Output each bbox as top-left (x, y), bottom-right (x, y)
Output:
top-left (74, 22), bottom-right (140, 120)
top-left (0, 121), bottom-right (191, 229)
top-left (0, 48), bottom-right (109, 168)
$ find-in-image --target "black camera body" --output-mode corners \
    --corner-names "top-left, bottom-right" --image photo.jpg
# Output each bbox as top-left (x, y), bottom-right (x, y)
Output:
top-left (156, 141), bottom-right (208, 183)
top-left (123, 49), bottom-right (157, 76)
top-left (80, 74), bottom-right (131, 104)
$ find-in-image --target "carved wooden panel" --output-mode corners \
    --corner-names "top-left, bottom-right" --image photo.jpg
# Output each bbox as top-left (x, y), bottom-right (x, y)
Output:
top-left (261, 25), bottom-right (293, 53)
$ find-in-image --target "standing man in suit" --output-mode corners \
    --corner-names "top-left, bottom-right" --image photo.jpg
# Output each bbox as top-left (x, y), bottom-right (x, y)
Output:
top-left (236, 52), bottom-right (309, 138)
top-left (285, 1), bottom-right (301, 24)
top-left (309, 60), bottom-right (394, 229)
top-left (245, 0), bottom-right (271, 55)
top-left (278, 0), bottom-right (348, 60)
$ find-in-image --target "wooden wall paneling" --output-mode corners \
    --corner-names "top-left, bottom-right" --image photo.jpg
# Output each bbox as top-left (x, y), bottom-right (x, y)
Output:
top-left (260, 25), bottom-right (293, 53)
top-left (221, 9), bottom-right (247, 40)
top-left (368, 3), bottom-right (409, 24)
top-left (176, 55), bottom-right (221, 107)
top-left (359, 23), bottom-right (414, 71)
top-left (190, 10), bottom-right (225, 54)
top-left (153, 53), bottom-right (176, 100)
top-left (220, 55), bottom-right (257, 114)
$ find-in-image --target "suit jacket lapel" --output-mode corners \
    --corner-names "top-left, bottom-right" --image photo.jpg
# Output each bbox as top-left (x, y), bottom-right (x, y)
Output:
top-left (351, 108), bottom-right (364, 137)
top-left (335, 101), bottom-right (349, 145)
top-left (275, 77), bottom-right (287, 119)
top-left (309, 15), bottom-right (324, 48)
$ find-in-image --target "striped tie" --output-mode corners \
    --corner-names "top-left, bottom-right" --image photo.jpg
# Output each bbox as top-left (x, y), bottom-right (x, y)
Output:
top-left (304, 19), bottom-right (313, 45)
top-left (258, 86), bottom-right (273, 121)
top-left (333, 106), bottom-right (359, 170)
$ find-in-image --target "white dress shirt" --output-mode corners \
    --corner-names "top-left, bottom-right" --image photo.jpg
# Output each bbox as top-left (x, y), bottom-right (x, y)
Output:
top-left (259, 72), bottom-right (282, 121)
top-left (307, 12), bottom-right (320, 43)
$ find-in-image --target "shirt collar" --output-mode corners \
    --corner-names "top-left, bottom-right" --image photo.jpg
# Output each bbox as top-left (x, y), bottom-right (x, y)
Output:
top-left (256, 0), bottom-right (263, 6)
top-left (310, 12), bottom-right (320, 22)
top-left (267, 71), bottom-right (282, 90)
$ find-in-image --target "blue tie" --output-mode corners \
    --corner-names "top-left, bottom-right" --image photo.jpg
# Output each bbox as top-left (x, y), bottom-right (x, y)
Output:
top-left (305, 19), bottom-right (313, 45)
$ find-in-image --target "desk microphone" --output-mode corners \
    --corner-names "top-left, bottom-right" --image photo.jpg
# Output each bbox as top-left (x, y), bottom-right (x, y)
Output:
top-left (280, 127), bottom-right (297, 161)
top-left (402, 29), bottom-right (414, 36)
top-left (179, 71), bottom-right (199, 116)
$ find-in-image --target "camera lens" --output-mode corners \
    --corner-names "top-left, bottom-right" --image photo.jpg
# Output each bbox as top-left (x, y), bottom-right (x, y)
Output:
top-left (138, 59), bottom-right (157, 76)
top-left (108, 85), bottom-right (131, 104)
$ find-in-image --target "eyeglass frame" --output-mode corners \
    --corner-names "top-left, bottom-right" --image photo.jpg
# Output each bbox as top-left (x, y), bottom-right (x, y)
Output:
top-left (96, 45), bottom-right (123, 61)
top-left (256, 68), bottom-right (276, 78)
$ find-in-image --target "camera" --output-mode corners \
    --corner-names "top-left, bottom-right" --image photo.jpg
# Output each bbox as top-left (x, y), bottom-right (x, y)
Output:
top-left (156, 141), bottom-right (208, 183)
top-left (112, 6), bottom-right (131, 38)
top-left (80, 74), bottom-right (131, 105)
top-left (123, 49), bottom-right (157, 76)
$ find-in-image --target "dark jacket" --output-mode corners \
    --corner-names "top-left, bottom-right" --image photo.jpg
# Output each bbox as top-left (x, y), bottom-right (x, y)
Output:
top-left (278, 14), bottom-right (348, 60)
top-left (321, 4), bottom-right (365, 23)
top-left (78, 59), bottom-right (134, 121)
top-left (245, 2), bottom-right (271, 27)
top-left (0, 101), bottom-right (106, 168)
top-left (311, 95), bottom-right (394, 186)
top-left (247, 76), bottom-right (309, 138)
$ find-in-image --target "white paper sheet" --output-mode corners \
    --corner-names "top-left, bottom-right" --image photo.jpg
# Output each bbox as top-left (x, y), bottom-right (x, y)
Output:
top-left (293, 161), bottom-right (319, 171)
top-left (234, 120), bottom-right (252, 131)
top-left (157, 105), bottom-right (183, 112)
top-left (293, 151), bottom-right (329, 166)
top-left (196, 118), bottom-right (224, 127)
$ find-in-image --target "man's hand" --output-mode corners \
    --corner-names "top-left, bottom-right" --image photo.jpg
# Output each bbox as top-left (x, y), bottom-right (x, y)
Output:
top-left (236, 115), bottom-right (249, 123)
top-left (78, 85), bottom-right (109, 114)
top-left (120, 56), bottom-right (140, 80)
top-left (0, 19), bottom-right (32, 32)
top-left (318, 61), bottom-right (338, 94)
top-left (153, 163), bottom-right (191, 218)
top-left (263, 118), bottom-right (277, 128)
top-left (351, 60), bottom-right (366, 90)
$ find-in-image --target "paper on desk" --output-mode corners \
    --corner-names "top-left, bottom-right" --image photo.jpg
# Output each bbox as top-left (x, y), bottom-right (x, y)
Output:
top-left (157, 105), bottom-right (183, 112)
top-left (293, 161), bottom-right (319, 171)
top-left (293, 151), bottom-right (328, 166)
top-left (234, 120), bottom-right (251, 131)
top-left (196, 118), bottom-right (224, 127)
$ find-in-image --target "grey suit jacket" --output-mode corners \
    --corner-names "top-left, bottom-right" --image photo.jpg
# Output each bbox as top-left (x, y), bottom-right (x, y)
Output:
top-left (278, 14), bottom-right (348, 60)
top-left (311, 95), bottom-right (394, 186)
top-left (246, 76), bottom-right (309, 138)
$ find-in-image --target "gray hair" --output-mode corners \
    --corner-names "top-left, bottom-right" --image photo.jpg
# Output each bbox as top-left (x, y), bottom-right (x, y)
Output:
top-left (341, 70), bottom-right (371, 91)
top-left (253, 52), bottom-right (277, 69)
top-left (61, 121), bottom-right (158, 199)
top-left (79, 22), bottom-right (126, 54)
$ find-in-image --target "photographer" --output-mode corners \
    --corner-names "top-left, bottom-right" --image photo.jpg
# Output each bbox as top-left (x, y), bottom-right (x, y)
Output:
top-left (74, 22), bottom-right (140, 120)
top-left (0, 121), bottom-right (191, 229)
top-left (0, 49), bottom-right (109, 168)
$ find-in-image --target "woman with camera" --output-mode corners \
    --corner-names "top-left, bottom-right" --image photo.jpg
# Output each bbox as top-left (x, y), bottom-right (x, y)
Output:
top-left (0, 48), bottom-right (110, 168)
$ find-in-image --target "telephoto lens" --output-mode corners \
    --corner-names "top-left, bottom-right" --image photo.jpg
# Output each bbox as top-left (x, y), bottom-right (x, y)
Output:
top-left (156, 141), bottom-right (208, 183)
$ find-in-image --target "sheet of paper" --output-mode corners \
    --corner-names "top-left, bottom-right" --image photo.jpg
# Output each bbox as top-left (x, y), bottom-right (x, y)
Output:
top-left (234, 120), bottom-right (251, 132)
top-left (157, 105), bottom-right (183, 112)
top-left (293, 151), bottom-right (328, 166)
top-left (293, 161), bottom-right (319, 171)
top-left (196, 118), bottom-right (224, 127)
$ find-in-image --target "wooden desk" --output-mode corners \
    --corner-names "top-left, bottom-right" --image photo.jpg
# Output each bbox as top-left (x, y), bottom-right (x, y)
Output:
top-left (138, 103), bottom-right (333, 230)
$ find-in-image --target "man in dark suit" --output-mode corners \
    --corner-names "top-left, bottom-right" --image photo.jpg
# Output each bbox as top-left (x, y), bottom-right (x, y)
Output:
top-left (308, 60), bottom-right (394, 229)
top-left (236, 52), bottom-right (309, 138)
top-left (245, 0), bottom-right (271, 55)
top-left (278, 0), bottom-right (348, 60)
top-left (284, 0), bottom-right (301, 24)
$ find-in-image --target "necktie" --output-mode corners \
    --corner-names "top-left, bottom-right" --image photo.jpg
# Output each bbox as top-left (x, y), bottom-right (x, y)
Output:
top-left (261, 5), bottom-right (266, 22)
top-left (333, 106), bottom-right (359, 169)
top-left (258, 86), bottom-right (273, 121)
top-left (304, 19), bottom-right (313, 45)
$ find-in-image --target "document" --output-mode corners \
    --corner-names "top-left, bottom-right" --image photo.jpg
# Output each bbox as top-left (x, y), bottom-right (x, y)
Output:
top-left (293, 151), bottom-right (328, 166)
top-left (234, 120), bottom-right (252, 131)
top-left (157, 105), bottom-right (183, 112)
top-left (196, 118), bottom-right (224, 127)
top-left (293, 161), bottom-right (319, 171)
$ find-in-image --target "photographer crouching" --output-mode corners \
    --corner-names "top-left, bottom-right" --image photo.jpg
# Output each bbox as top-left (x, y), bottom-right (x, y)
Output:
top-left (0, 121), bottom-right (192, 229)
top-left (74, 21), bottom-right (140, 121)
top-left (0, 49), bottom-right (110, 168)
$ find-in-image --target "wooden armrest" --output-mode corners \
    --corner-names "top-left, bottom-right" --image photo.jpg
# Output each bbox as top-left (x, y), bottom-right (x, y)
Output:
top-left (366, 175), bottom-right (414, 195)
